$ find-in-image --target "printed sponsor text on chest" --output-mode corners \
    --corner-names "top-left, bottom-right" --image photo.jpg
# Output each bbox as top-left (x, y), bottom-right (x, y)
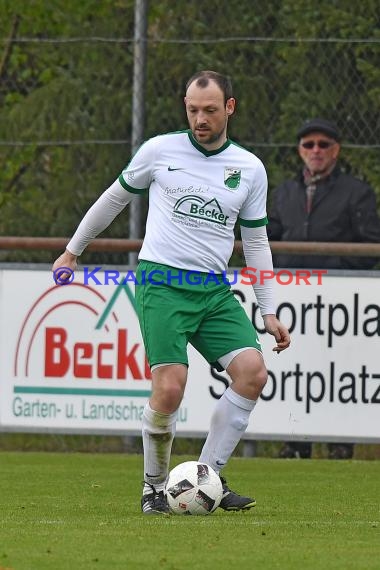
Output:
top-left (164, 185), bottom-right (209, 195)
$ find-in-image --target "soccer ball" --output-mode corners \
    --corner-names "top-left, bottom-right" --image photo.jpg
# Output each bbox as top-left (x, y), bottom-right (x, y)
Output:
top-left (165, 461), bottom-right (223, 515)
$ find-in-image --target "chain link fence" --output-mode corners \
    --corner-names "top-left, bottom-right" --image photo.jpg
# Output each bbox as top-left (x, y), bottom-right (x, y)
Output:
top-left (0, 0), bottom-right (379, 264)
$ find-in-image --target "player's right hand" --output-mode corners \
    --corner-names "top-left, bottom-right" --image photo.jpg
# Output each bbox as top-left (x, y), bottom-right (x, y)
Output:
top-left (52, 249), bottom-right (78, 284)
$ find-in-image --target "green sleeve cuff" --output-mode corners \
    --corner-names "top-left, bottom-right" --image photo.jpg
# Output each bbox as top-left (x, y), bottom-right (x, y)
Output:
top-left (239, 216), bottom-right (268, 227)
top-left (118, 174), bottom-right (147, 194)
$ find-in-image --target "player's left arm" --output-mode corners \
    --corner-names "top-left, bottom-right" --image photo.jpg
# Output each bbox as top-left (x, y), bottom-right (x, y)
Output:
top-left (238, 158), bottom-right (290, 352)
top-left (240, 225), bottom-right (290, 353)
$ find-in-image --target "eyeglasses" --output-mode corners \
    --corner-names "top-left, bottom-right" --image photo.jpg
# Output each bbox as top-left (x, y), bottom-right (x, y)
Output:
top-left (300, 140), bottom-right (335, 149)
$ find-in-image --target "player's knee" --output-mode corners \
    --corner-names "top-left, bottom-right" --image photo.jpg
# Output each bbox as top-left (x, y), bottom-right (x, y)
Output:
top-left (244, 367), bottom-right (267, 399)
top-left (160, 380), bottom-right (185, 408)
top-left (255, 368), bottom-right (268, 391)
top-left (238, 368), bottom-right (267, 401)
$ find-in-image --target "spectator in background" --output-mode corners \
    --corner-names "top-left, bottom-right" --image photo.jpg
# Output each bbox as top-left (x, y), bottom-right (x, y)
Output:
top-left (268, 117), bottom-right (380, 459)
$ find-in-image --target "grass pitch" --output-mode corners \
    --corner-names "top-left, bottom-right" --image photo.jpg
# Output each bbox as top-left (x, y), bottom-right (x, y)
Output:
top-left (0, 453), bottom-right (379, 570)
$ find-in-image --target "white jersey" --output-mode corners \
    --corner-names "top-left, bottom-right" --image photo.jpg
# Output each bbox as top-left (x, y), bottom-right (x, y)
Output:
top-left (119, 130), bottom-right (268, 273)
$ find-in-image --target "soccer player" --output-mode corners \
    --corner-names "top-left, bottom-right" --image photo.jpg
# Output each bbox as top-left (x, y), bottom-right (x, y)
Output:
top-left (53, 70), bottom-right (290, 514)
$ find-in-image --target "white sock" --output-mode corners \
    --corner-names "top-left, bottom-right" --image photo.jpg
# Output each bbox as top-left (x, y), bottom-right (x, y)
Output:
top-left (198, 387), bottom-right (256, 474)
top-left (142, 402), bottom-right (177, 494)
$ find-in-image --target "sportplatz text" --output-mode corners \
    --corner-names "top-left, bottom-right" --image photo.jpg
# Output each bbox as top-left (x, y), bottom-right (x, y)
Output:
top-left (53, 267), bottom-right (327, 286)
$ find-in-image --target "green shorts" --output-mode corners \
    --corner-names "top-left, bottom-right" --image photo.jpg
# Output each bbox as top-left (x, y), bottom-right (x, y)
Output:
top-left (135, 260), bottom-right (261, 369)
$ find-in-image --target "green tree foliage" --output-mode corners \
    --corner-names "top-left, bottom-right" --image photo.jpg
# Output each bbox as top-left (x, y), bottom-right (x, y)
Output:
top-left (147, 0), bottom-right (380, 193)
top-left (0, 0), bottom-right (135, 250)
top-left (0, 0), bottom-right (378, 262)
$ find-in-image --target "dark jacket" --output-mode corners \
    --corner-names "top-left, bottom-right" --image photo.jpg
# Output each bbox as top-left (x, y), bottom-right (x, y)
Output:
top-left (267, 166), bottom-right (380, 269)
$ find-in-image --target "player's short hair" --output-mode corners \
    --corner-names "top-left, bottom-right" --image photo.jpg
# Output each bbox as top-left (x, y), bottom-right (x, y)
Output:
top-left (186, 70), bottom-right (233, 104)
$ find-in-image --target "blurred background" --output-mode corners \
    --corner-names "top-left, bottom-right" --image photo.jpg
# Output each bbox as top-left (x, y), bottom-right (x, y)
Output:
top-left (0, 0), bottom-right (379, 264)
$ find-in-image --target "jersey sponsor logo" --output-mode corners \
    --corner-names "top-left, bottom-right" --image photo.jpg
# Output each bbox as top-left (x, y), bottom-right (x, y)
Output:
top-left (173, 196), bottom-right (229, 226)
top-left (168, 166), bottom-right (185, 171)
top-left (224, 167), bottom-right (241, 189)
top-left (164, 185), bottom-right (207, 196)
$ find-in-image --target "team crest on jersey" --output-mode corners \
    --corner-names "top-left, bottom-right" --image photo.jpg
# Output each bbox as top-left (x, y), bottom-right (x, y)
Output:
top-left (224, 167), bottom-right (241, 189)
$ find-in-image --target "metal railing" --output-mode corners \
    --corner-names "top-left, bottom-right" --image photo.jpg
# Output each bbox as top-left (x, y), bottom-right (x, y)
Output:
top-left (0, 237), bottom-right (379, 257)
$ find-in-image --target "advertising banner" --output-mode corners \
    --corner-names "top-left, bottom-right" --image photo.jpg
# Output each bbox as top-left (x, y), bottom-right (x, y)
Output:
top-left (0, 267), bottom-right (379, 441)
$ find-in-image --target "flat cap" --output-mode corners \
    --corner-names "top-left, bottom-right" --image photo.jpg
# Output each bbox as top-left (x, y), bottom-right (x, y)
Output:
top-left (297, 118), bottom-right (340, 141)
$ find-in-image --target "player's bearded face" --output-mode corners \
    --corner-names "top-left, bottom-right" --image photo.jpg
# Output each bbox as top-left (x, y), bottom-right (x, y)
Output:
top-left (185, 82), bottom-right (235, 150)
top-left (192, 118), bottom-right (228, 146)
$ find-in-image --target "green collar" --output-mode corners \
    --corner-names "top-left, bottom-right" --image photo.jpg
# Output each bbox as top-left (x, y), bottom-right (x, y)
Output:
top-left (187, 130), bottom-right (231, 156)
